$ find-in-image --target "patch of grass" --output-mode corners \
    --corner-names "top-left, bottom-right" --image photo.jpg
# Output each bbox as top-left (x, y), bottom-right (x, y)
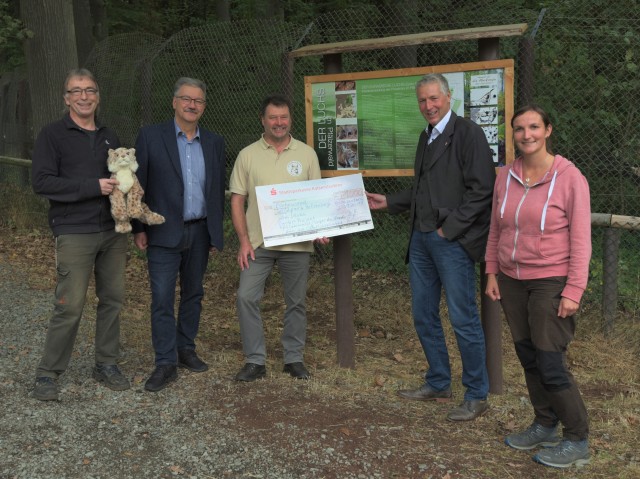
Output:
top-left (0, 182), bottom-right (48, 231)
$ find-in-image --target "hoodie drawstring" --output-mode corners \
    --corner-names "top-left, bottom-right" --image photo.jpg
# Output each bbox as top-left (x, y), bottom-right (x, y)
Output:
top-left (500, 167), bottom-right (558, 233)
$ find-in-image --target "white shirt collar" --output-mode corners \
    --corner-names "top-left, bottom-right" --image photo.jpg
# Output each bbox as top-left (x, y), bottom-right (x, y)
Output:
top-left (425, 108), bottom-right (452, 139)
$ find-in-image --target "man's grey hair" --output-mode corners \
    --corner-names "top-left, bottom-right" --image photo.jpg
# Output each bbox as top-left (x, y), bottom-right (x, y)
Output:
top-left (173, 77), bottom-right (207, 97)
top-left (416, 73), bottom-right (450, 96)
top-left (63, 68), bottom-right (99, 96)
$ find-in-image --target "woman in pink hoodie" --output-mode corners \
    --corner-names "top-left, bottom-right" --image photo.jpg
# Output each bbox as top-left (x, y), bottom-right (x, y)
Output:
top-left (485, 105), bottom-right (591, 468)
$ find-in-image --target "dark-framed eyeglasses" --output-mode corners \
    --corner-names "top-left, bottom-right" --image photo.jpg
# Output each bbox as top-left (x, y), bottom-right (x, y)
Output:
top-left (176, 95), bottom-right (206, 106)
top-left (66, 88), bottom-right (99, 96)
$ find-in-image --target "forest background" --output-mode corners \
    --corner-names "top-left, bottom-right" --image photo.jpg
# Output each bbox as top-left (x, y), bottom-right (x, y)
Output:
top-left (1, 0), bottom-right (639, 323)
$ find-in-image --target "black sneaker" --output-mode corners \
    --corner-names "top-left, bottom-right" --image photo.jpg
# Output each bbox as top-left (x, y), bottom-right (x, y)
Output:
top-left (283, 362), bottom-right (310, 379)
top-left (234, 363), bottom-right (266, 382)
top-left (178, 349), bottom-right (208, 373)
top-left (144, 365), bottom-right (178, 392)
top-left (33, 377), bottom-right (59, 401)
top-left (93, 363), bottom-right (131, 391)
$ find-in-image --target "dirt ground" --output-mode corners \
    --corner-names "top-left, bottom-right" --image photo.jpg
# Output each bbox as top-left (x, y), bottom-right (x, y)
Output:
top-left (0, 227), bottom-right (638, 478)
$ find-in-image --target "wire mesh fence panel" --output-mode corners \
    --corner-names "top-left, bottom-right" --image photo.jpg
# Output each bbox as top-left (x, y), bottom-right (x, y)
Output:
top-left (1, 0), bottom-right (639, 323)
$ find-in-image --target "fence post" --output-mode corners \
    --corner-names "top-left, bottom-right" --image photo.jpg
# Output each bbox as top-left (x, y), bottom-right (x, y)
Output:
top-left (478, 36), bottom-right (503, 395)
top-left (602, 227), bottom-right (620, 336)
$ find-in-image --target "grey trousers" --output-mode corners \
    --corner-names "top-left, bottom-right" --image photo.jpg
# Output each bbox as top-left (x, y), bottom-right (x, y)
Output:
top-left (236, 247), bottom-right (311, 365)
top-left (36, 231), bottom-right (128, 378)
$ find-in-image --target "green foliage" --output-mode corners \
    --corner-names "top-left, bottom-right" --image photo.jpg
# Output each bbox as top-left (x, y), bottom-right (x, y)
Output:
top-left (0, 0), bottom-right (31, 74)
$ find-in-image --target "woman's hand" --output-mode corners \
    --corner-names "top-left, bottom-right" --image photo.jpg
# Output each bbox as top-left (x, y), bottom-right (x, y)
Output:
top-left (558, 297), bottom-right (579, 318)
top-left (485, 273), bottom-right (501, 301)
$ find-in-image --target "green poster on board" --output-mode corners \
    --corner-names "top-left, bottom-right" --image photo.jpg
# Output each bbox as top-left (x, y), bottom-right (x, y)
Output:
top-left (306, 60), bottom-right (513, 175)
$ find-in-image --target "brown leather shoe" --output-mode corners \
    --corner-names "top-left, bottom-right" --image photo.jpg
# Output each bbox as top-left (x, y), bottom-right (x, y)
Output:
top-left (446, 399), bottom-right (489, 421)
top-left (397, 384), bottom-right (452, 402)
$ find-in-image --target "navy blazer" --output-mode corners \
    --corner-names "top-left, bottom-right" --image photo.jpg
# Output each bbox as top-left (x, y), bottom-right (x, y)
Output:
top-left (133, 120), bottom-right (226, 250)
top-left (387, 111), bottom-right (495, 262)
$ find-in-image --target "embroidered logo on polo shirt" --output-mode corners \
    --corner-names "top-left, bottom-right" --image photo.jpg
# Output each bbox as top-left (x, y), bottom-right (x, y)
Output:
top-left (287, 161), bottom-right (303, 177)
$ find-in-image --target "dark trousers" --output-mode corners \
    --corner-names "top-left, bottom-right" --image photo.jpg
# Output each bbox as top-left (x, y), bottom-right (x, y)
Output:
top-left (498, 273), bottom-right (589, 440)
top-left (146, 221), bottom-right (210, 366)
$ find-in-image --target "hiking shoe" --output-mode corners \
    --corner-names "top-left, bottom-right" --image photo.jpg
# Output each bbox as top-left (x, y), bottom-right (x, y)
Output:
top-left (533, 439), bottom-right (590, 468)
top-left (33, 377), bottom-right (59, 401)
top-left (505, 423), bottom-right (560, 450)
top-left (93, 363), bottom-right (130, 391)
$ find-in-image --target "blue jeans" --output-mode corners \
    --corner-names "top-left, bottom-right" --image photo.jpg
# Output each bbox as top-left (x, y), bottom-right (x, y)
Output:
top-left (147, 221), bottom-right (210, 365)
top-left (409, 230), bottom-right (488, 401)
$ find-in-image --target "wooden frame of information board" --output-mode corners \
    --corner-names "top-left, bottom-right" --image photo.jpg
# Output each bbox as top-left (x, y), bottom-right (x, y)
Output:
top-left (304, 59), bottom-right (514, 177)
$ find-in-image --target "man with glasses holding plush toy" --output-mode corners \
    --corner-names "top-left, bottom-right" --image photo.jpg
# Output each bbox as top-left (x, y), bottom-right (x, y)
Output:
top-left (133, 77), bottom-right (226, 392)
top-left (31, 68), bottom-right (129, 401)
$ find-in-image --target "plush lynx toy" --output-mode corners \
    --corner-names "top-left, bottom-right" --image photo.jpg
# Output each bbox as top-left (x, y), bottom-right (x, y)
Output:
top-left (107, 147), bottom-right (165, 233)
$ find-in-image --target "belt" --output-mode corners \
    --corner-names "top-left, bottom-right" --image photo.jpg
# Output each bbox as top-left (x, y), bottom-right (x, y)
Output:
top-left (184, 217), bottom-right (206, 225)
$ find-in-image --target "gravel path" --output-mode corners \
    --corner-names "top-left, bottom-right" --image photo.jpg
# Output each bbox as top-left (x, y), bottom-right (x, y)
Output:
top-left (0, 258), bottom-right (460, 479)
top-left (0, 260), bottom-right (321, 479)
top-left (0, 252), bottom-right (569, 479)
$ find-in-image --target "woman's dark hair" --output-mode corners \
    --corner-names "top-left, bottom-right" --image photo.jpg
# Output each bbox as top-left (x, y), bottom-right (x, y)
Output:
top-left (511, 104), bottom-right (552, 129)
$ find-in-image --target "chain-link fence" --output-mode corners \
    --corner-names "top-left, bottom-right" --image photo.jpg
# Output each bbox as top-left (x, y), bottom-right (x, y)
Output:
top-left (1, 1), bottom-right (639, 323)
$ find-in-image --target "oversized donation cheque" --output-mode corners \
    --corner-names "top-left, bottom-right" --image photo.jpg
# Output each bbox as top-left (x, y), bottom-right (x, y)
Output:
top-left (256, 173), bottom-right (374, 247)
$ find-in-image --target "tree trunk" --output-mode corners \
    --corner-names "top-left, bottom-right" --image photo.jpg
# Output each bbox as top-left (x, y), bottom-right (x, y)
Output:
top-left (265, 0), bottom-right (284, 20)
top-left (20, 0), bottom-right (78, 136)
top-left (73, 0), bottom-right (94, 65)
top-left (215, 0), bottom-right (231, 21)
top-left (90, 0), bottom-right (108, 42)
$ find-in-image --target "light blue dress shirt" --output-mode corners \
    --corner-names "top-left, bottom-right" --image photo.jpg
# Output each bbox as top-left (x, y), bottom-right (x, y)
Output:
top-left (175, 121), bottom-right (206, 221)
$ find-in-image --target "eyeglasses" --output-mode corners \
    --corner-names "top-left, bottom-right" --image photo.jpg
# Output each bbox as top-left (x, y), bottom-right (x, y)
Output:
top-left (66, 88), bottom-right (99, 96)
top-left (176, 95), bottom-right (206, 106)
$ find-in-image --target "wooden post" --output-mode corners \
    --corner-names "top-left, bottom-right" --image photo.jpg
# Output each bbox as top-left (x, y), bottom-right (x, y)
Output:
top-left (323, 53), bottom-right (355, 368)
top-left (602, 228), bottom-right (620, 336)
top-left (478, 36), bottom-right (503, 395)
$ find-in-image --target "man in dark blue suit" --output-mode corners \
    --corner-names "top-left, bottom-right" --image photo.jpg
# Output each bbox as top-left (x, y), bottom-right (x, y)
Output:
top-left (133, 77), bottom-right (225, 392)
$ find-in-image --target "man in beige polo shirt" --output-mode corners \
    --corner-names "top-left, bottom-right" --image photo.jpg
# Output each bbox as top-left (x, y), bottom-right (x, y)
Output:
top-left (229, 94), bottom-right (329, 382)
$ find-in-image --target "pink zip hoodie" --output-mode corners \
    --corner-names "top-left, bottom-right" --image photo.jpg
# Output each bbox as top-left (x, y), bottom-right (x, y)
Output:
top-left (485, 154), bottom-right (591, 303)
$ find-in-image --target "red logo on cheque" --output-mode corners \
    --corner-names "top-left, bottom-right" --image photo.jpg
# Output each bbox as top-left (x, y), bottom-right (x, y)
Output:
top-left (270, 188), bottom-right (277, 196)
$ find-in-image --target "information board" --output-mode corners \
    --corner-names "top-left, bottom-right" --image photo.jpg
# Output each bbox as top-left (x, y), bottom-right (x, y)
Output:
top-left (304, 59), bottom-right (514, 177)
